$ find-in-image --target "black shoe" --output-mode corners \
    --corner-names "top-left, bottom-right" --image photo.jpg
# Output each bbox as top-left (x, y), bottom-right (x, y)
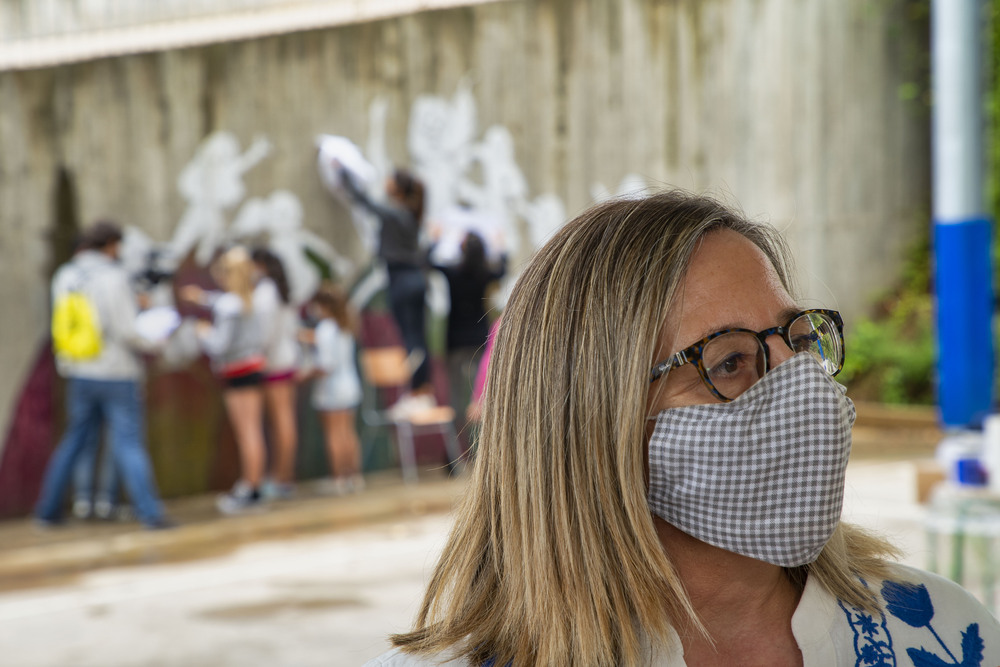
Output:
top-left (32, 517), bottom-right (63, 531)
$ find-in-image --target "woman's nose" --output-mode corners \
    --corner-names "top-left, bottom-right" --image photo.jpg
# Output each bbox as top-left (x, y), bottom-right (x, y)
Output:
top-left (766, 334), bottom-right (796, 370)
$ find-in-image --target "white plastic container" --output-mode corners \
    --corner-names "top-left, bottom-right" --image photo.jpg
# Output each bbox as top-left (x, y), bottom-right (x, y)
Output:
top-left (983, 414), bottom-right (1000, 493)
top-left (936, 429), bottom-right (985, 484)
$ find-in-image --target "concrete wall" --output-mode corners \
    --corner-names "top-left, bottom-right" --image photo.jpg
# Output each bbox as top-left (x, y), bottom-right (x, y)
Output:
top-left (0, 0), bottom-right (930, 503)
top-left (0, 0), bottom-right (509, 69)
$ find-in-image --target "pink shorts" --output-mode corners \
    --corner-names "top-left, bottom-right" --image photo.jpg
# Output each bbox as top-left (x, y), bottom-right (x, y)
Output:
top-left (265, 369), bottom-right (296, 383)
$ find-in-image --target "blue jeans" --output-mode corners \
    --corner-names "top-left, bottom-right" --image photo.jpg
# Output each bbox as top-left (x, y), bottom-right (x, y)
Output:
top-left (72, 426), bottom-right (119, 506)
top-left (387, 266), bottom-right (430, 389)
top-left (36, 378), bottom-right (164, 525)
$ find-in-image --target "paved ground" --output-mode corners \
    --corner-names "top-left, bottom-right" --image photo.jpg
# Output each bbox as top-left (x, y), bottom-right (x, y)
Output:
top-left (0, 405), bottom-right (974, 667)
top-left (0, 469), bottom-right (464, 667)
top-left (0, 513), bottom-right (454, 667)
top-left (0, 471), bottom-right (465, 591)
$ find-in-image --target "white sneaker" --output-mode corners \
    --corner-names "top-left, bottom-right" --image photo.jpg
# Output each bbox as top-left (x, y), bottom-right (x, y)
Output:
top-left (94, 499), bottom-right (114, 520)
top-left (216, 481), bottom-right (265, 515)
top-left (349, 474), bottom-right (366, 493)
top-left (72, 499), bottom-right (92, 520)
top-left (386, 394), bottom-right (436, 421)
top-left (261, 479), bottom-right (295, 500)
top-left (316, 477), bottom-right (350, 496)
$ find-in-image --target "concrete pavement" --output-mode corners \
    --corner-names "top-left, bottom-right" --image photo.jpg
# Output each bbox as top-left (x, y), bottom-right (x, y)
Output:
top-left (0, 401), bottom-right (944, 593)
top-left (0, 470), bottom-right (465, 593)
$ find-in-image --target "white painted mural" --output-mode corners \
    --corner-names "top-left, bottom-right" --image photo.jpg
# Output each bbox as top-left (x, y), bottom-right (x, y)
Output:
top-left (169, 133), bottom-right (271, 267)
top-left (128, 81), bottom-right (646, 328)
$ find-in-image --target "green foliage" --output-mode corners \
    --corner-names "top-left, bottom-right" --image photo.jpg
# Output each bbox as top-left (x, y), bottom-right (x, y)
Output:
top-left (832, 0), bottom-right (933, 404)
top-left (840, 293), bottom-right (935, 405)
top-left (840, 0), bottom-right (1000, 406)
top-left (839, 236), bottom-right (935, 405)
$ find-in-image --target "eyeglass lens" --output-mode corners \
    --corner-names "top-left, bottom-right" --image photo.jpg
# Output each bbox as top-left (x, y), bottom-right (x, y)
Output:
top-left (701, 312), bottom-right (842, 400)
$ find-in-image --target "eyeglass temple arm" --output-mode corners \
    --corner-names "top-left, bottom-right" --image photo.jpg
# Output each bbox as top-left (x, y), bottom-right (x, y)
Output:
top-left (650, 349), bottom-right (689, 383)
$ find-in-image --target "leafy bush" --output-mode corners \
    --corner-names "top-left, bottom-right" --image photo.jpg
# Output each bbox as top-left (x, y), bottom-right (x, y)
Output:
top-left (839, 236), bottom-right (935, 405)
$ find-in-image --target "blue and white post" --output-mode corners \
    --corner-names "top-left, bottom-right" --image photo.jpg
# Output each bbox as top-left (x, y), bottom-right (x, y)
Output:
top-left (932, 0), bottom-right (994, 430)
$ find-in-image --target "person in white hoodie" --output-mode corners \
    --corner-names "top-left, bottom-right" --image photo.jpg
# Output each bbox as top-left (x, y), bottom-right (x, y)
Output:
top-left (50, 231), bottom-right (122, 521)
top-left (36, 221), bottom-right (172, 530)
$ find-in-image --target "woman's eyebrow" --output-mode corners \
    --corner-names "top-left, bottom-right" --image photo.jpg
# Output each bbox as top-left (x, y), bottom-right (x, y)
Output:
top-left (778, 306), bottom-right (802, 324)
top-left (689, 307), bottom-right (802, 342)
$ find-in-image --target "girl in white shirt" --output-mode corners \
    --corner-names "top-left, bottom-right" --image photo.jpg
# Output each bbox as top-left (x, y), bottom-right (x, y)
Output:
top-left (306, 283), bottom-right (363, 493)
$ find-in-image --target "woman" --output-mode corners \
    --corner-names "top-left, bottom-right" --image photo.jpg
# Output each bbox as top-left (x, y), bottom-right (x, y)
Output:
top-left (429, 231), bottom-right (506, 450)
top-left (251, 247), bottom-right (300, 499)
top-left (183, 246), bottom-right (268, 515)
top-left (340, 166), bottom-right (433, 399)
top-left (366, 191), bottom-right (1000, 665)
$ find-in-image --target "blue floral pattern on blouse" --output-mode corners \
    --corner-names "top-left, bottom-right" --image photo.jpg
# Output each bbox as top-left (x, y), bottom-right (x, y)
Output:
top-left (838, 598), bottom-right (896, 666)
top-left (881, 580), bottom-right (983, 667)
top-left (838, 580), bottom-right (985, 667)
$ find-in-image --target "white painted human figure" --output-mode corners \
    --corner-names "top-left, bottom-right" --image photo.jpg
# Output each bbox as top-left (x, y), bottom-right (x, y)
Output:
top-left (428, 204), bottom-right (504, 267)
top-left (456, 125), bottom-right (530, 255)
top-left (169, 132), bottom-right (271, 267)
top-left (590, 173), bottom-right (651, 203)
top-left (228, 189), bottom-right (353, 305)
top-left (320, 79), bottom-right (647, 315)
top-left (316, 134), bottom-right (380, 257)
top-left (407, 81), bottom-right (478, 224)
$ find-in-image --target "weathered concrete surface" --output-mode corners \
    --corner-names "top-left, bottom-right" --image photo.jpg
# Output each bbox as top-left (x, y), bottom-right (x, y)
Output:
top-left (0, 456), bottom-right (937, 666)
top-left (0, 0), bottom-right (509, 70)
top-left (0, 470), bottom-right (465, 589)
top-left (0, 0), bottom-right (931, 478)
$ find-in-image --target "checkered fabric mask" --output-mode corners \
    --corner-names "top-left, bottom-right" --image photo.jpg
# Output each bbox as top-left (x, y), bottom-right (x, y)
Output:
top-left (647, 353), bottom-right (855, 567)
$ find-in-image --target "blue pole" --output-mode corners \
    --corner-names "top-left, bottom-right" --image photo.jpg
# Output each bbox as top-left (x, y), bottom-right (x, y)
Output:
top-left (932, 0), bottom-right (994, 428)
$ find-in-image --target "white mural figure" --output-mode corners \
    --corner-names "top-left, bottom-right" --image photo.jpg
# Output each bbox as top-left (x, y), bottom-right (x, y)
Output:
top-left (457, 125), bottom-right (530, 257)
top-left (168, 131), bottom-right (270, 267)
top-left (316, 134), bottom-right (380, 257)
top-left (430, 203), bottom-right (504, 266)
top-left (366, 97), bottom-right (392, 186)
top-left (518, 193), bottom-right (566, 250)
top-left (590, 173), bottom-right (650, 204)
top-left (408, 79), bottom-right (478, 223)
top-left (321, 79), bottom-right (650, 314)
top-left (316, 131), bottom-right (389, 311)
top-left (229, 189), bottom-right (353, 305)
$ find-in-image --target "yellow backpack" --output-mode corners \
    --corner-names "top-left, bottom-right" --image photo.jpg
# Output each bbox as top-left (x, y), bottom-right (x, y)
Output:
top-left (52, 289), bottom-right (103, 361)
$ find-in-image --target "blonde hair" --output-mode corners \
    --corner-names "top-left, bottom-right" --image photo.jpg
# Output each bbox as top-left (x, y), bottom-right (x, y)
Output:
top-left (212, 246), bottom-right (255, 311)
top-left (393, 190), bottom-right (899, 665)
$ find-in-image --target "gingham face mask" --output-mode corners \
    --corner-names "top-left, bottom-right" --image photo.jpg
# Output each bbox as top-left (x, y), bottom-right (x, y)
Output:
top-left (646, 353), bottom-right (855, 567)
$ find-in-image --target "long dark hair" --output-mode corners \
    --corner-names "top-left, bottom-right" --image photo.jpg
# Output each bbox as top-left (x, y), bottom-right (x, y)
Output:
top-left (459, 231), bottom-right (489, 282)
top-left (393, 168), bottom-right (425, 224)
top-left (251, 247), bottom-right (291, 304)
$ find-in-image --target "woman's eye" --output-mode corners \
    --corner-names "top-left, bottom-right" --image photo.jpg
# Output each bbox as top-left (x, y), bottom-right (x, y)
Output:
top-left (712, 353), bottom-right (748, 377)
